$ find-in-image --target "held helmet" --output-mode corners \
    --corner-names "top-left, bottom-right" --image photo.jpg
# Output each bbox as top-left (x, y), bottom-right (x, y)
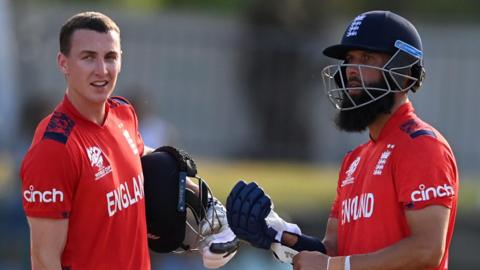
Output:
top-left (142, 148), bottom-right (211, 253)
top-left (322, 10), bottom-right (425, 110)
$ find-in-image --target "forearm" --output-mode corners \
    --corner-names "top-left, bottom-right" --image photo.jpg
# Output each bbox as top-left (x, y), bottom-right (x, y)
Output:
top-left (28, 218), bottom-right (68, 270)
top-left (31, 253), bottom-right (62, 270)
top-left (322, 238), bottom-right (338, 256)
top-left (350, 235), bottom-right (443, 270)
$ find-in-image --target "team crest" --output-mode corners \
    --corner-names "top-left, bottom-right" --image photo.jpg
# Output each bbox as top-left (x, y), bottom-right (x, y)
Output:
top-left (373, 144), bottom-right (395, 175)
top-left (346, 14), bottom-right (366, 37)
top-left (86, 146), bottom-right (112, 180)
top-left (117, 122), bottom-right (139, 156)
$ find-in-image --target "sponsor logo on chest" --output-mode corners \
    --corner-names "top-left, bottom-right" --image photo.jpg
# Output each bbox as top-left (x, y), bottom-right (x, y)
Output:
top-left (86, 146), bottom-right (112, 180)
top-left (106, 174), bottom-right (145, 217)
top-left (341, 193), bottom-right (375, 225)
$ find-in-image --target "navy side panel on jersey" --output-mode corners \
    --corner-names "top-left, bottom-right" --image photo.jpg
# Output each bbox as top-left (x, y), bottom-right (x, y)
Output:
top-left (399, 119), bottom-right (436, 139)
top-left (43, 111), bottom-right (76, 144)
top-left (109, 96), bottom-right (131, 108)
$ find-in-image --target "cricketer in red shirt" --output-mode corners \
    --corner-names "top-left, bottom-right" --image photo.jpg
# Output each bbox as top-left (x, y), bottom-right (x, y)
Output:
top-left (330, 102), bottom-right (458, 270)
top-left (21, 95), bottom-right (151, 270)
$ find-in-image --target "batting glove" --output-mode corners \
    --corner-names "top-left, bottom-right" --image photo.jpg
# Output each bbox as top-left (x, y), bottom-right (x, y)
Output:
top-left (226, 181), bottom-right (301, 250)
top-left (200, 198), bottom-right (239, 269)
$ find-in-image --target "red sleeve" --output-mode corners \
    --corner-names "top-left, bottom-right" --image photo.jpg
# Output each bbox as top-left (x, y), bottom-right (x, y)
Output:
top-left (393, 136), bottom-right (458, 210)
top-left (20, 140), bottom-right (79, 219)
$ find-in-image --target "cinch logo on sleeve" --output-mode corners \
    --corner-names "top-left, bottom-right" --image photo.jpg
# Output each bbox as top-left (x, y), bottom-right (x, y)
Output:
top-left (410, 184), bottom-right (455, 202)
top-left (23, 185), bottom-right (64, 203)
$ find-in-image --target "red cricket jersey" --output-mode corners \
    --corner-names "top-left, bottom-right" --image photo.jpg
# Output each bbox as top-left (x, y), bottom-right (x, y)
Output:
top-left (330, 102), bottom-right (458, 270)
top-left (20, 96), bottom-right (151, 270)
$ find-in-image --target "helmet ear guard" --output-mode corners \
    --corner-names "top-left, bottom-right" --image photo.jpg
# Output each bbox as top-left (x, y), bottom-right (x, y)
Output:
top-left (410, 64), bottom-right (425, 92)
top-left (382, 48), bottom-right (424, 93)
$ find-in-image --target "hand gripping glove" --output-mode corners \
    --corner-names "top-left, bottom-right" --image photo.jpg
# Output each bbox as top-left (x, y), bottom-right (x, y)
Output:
top-left (226, 181), bottom-right (301, 251)
top-left (153, 146), bottom-right (197, 177)
top-left (199, 198), bottom-right (239, 269)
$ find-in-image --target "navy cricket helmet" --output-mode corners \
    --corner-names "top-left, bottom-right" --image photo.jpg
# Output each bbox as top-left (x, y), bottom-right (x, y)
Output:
top-left (141, 147), bottom-right (209, 253)
top-left (321, 11), bottom-right (425, 110)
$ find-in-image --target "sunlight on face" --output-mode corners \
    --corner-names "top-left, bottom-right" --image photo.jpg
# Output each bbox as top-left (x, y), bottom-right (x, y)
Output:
top-left (59, 29), bottom-right (122, 105)
top-left (344, 50), bottom-right (390, 95)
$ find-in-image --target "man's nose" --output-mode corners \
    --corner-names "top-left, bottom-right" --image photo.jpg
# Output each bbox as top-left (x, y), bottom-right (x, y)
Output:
top-left (345, 65), bottom-right (360, 79)
top-left (94, 59), bottom-right (108, 75)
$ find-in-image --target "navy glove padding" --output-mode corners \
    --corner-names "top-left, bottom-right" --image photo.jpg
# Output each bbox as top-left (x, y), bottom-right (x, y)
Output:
top-left (226, 181), bottom-right (278, 249)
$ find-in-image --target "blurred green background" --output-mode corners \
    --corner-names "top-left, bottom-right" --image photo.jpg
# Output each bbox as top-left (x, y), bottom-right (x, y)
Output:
top-left (1, 0), bottom-right (479, 269)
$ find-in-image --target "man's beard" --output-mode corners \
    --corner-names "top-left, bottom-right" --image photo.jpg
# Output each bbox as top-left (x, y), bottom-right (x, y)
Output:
top-left (334, 81), bottom-right (395, 133)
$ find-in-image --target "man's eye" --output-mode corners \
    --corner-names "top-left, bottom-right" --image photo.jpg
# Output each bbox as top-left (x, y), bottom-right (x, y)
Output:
top-left (105, 54), bottom-right (119, 61)
top-left (362, 55), bottom-right (371, 62)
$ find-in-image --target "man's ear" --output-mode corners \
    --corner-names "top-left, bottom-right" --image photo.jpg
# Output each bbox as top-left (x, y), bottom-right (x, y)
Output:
top-left (57, 52), bottom-right (68, 75)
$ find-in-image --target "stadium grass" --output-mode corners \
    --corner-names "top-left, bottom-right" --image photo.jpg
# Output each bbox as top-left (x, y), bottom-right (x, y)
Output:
top-left (198, 159), bottom-right (339, 215)
top-left (197, 159), bottom-right (479, 214)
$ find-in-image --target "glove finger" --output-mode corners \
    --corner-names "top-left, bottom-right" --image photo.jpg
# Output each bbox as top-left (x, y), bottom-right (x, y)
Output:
top-left (232, 182), bottom-right (259, 229)
top-left (209, 238), bottom-right (239, 255)
top-left (237, 182), bottom-right (260, 202)
top-left (230, 196), bottom-right (245, 228)
top-left (226, 180), bottom-right (247, 211)
top-left (233, 228), bottom-right (250, 241)
top-left (246, 196), bottom-right (272, 246)
top-left (226, 181), bottom-right (247, 228)
top-left (239, 185), bottom-right (265, 230)
top-left (244, 190), bottom-right (268, 234)
top-left (250, 194), bottom-right (272, 222)
top-left (205, 228), bottom-right (239, 254)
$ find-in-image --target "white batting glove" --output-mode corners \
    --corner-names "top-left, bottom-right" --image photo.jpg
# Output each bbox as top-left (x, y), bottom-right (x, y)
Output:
top-left (199, 198), bottom-right (239, 269)
top-left (265, 206), bottom-right (301, 264)
top-left (265, 208), bottom-right (302, 242)
top-left (270, 243), bottom-right (299, 264)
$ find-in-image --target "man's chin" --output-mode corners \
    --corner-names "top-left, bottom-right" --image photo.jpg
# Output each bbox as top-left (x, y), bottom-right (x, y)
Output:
top-left (334, 111), bottom-right (371, 133)
top-left (335, 92), bottom-right (395, 133)
top-left (88, 88), bottom-right (114, 103)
